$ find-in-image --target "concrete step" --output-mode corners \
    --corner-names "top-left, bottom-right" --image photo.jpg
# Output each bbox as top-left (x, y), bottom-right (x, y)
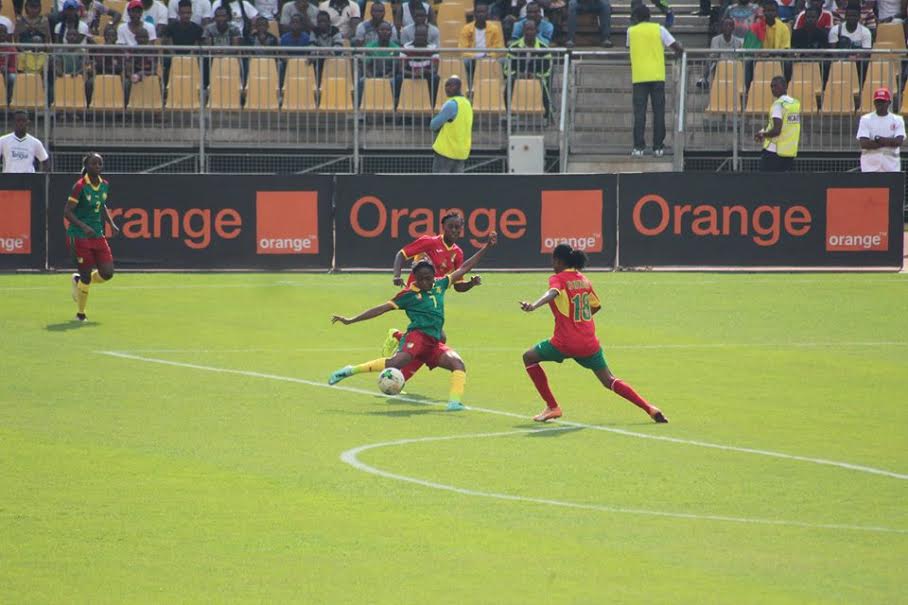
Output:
top-left (567, 154), bottom-right (675, 172)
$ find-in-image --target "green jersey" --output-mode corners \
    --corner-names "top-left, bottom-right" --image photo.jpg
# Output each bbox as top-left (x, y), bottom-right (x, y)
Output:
top-left (66, 175), bottom-right (110, 238)
top-left (388, 275), bottom-right (451, 340)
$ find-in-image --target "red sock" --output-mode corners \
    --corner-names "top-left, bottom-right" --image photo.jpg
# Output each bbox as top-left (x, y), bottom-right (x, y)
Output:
top-left (526, 364), bottom-right (559, 409)
top-left (610, 379), bottom-right (655, 415)
top-left (393, 330), bottom-right (403, 341)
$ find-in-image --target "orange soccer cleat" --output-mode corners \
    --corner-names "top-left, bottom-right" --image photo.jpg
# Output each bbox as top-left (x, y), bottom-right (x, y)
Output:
top-left (533, 406), bottom-right (563, 422)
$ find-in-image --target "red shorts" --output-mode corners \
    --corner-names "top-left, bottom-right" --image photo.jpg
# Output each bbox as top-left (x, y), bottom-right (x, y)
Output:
top-left (401, 330), bottom-right (450, 370)
top-left (68, 236), bottom-right (113, 271)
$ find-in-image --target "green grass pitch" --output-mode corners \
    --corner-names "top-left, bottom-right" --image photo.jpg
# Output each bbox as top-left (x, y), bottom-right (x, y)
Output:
top-left (2, 272), bottom-right (906, 604)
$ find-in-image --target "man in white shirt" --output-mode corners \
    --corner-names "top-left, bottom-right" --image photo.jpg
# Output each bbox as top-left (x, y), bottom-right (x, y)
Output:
top-left (857, 87), bottom-right (905, 172)
top-left (0, 111), bottom-right (49, 173)
top-left (118, 0), bottom-right (158, 44)
top-left (828, 4), bottom-right (871, 48)
top-left (168, 0), bottom-right (211, 25)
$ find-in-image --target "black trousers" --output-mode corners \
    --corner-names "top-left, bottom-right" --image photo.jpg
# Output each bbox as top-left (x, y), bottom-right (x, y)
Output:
top-left (632, 81), bottom-right (666, 150)
top-left (760, 149), bottom-right (794, 172)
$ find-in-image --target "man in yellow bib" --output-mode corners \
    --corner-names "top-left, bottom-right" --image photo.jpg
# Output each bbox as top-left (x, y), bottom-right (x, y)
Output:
top-left (626, 4), bottom-right (683, 157)
top-left (431, 76), bottom-right (474, 173)
top-left (754, 75), bottom-right (800, 172)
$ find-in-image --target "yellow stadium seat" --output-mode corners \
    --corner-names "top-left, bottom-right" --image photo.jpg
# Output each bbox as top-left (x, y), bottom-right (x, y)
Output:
top-left (54, 75), bottom-right (87, 110)
top-left (0, 78), bottom-right (6, 107)
top-left (820, 61), bottom-right (859, 114)
top-left (268, 19), bottom-right (279, 38)
top-left (209, 57), bottom-right (242, 110)
top-left (106, 0), bottom-right (126, 13)
top-left (744, 80), bottom-right (775, 114)
top-left (751, 60), bottom-right (784, 84)
top-left (245, 57), bottom-right (280, 110)
top-left (436, 2), bottom-right (466, 23)
top-left (471, 77), bottom-right (503, 112)
top-left (10, 73), bottom-right (46, 109)
top-left (127, 75), bottom-right (162, 110)
top-left (788, 79), bottom-right (818, 114)
top-left (320, 76), bottom-right (353, 111)
top-left (859, 60), bottom-right (900, 112)
top-left (322, 57), bottom-right (352, 80)
top-left (166, 56), bottom-right (201, 109)
top-left (474, 58), bottom-right (502, 83)
top-left (90, 74), bottom-right (125, 109)
top-left (439, 20), bottom-right (462, 46)
top-left (511, 78), bottom-right (544, 115)
top-left (282, 59), bottom-right (317, 111)
top-left (361, 78), bottom-right (395, 112)
top-left (791, 62), bottom-right (822, 96)
top-left (875, 22), bottom-right (906, 49)
top-left (1, 0), bottom-right (15, 20)
top-left (705, 79), bottom-right (742, 113)
top-left (827, 61), bottom-right (860, 94)
top-left (437, 57), bottom-right (464, 82)
top-left (901, 90), bottom-right (908, 114)
top-left (713, 60), bottom-right (745, 93)
top-left (398, 78), bottom-right (433, 114)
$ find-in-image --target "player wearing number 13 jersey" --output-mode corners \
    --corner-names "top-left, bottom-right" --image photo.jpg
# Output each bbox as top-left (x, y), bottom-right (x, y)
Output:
top-left (519, 244), bottom-right (668, 424)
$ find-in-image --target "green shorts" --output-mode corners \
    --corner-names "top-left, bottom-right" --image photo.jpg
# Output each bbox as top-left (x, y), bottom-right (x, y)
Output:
top-left (534, 340), bottom-right (607, 371)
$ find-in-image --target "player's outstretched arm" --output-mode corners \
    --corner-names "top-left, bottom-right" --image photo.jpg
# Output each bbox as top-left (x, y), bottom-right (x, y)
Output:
top-left (450, 231), bottom-right (497, 284)
top-left (519, 288), bottom-right (559, 312)
top-left (452, 275), bottom-right (481, 292)
top-left (392, 250), bottom-right (407, 287)
top-left (331, 302), bottom-right (396, 325)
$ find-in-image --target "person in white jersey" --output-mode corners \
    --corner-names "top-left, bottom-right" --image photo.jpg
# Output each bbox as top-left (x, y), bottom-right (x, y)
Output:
top-left (856, 87), bottom-right (905, 172)
top-left (0, 111), bottom-right (49, 173)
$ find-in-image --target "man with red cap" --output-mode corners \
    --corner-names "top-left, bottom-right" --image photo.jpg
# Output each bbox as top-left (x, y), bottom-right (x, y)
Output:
top-left (116, 0), bottom-right (157, 45)
top-left (856, 87), bottom-right (905, 173)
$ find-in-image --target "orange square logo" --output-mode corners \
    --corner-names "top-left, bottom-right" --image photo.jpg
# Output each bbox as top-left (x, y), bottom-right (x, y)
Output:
top-left (256, 191), bottom-right (319, 255)
top-left (825, 188), bottom-right (889, 252)
top-left (540, 190), bottom-right (603, 253)
top-left (0, 190), bottom-right (31, 255)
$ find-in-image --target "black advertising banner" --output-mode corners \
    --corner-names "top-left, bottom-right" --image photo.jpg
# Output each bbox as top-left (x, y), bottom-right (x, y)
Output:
top-left (47, 175), bottom-right (333, 270)
top-left (334, 175), bottom-right (618, 269)
top-left (0, 174), bottom-right (46, 271)
top-left (618, 173), bottom-right (904, 268)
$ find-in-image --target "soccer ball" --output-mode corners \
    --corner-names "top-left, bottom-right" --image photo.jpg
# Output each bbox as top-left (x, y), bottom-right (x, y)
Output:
top-left (378, 368), bottom-right (406, 396)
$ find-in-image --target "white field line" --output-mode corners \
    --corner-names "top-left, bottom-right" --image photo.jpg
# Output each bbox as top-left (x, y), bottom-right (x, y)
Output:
top-left (97, 351), bottom-right (908, 533)
top-left (340, 430), bottom-right (908, 535)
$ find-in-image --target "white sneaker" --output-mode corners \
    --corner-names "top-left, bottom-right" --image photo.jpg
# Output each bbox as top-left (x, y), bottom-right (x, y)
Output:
top-left (654, 148), bottom-right (665, 157)
top-left (631, 148), bottom-right (645, 157)
top-left (71, 273), bottom-right (80, 302)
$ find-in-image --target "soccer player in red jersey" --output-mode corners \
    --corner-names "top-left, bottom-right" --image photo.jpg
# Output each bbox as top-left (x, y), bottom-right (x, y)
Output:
top-left (519, 244), bottom-right (668, 424)
top-left (380, 212), bottom-right (483, 375)
top-left (63, 153), bottom-right (119, 322)
top-left (329, 232), bottom-right (497, 411)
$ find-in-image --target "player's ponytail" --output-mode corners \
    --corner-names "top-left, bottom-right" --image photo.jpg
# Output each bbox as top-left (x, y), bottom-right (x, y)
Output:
top-left (553, 243), bottom-right (588, 270)
top-left (569, 249), bottom-right (588, 270)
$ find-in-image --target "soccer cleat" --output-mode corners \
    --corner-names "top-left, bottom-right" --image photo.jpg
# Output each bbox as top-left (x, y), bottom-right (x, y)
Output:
top-left (75, 313), bottom-right (87, 322)
top-left (381, 328), bottom-right (401, 358)
top-left (533, 406), bottom-right (563, 422)
top-left (651, 410), bottom-right (669, 423)
top-left (71, 273), bottom-right (80, 302)
top-left (446, 401), bottom-right (466, 411)
top-left (328, 365), bottom-right (353, 385)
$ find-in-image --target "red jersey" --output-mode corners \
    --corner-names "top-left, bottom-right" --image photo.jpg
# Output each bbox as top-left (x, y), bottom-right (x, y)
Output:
top-left (401, 235), bottom-right (465, 285)
top-left (547, 269), bottom-right (602, 357)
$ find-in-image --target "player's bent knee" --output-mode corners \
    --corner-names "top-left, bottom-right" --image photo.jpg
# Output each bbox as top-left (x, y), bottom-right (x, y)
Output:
top-left (100, 270), bottom-right (114, 281)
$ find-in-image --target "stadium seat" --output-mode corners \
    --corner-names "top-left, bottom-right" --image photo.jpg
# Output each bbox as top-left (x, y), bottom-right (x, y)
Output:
top-left (10, 73), bottom-right (46, 109)
top-left (0, 78), bottom-right (6, 107)
top-left (282, 59), bottom-right (317, 111)
top-left (901, 89), bottom-right (908, 114)
top-left (820, 61), bottom-right (858, 114)
top-left (398, 78), bottom-right (433, 114)
top-left (268, 19), bottom-right (279, 38)
top-left (90, 74), bottom-right (125, 109)
top-left (510, 78), bottom-right (544, 115)
top-left (859, 60), bottom-right (900, 112)
top-left (54, 75), bottom-right (87, 110)
top-left (436, 2), bottom-right (466, 23)
top-left (322, 57), bottom-right (352, 81)
top-left (127, 75), bottom-right (163, 110)
top-left (713, 60), bottom-right (745, 91)
top-left (166, 56), bottom-right (201, 110)
top-left (791, 62), bottom-right (822, 97)
top-left (245, 57), bottom-right (280, 110)
top-left (874, 22), bottom-right (906, 49)
top-left (439, 20), bottom-right (463, 46)
top-left (320, 76), bottom-right (353, 111)
top-left (474, 58), bottom-right (502, 83)
top-left (471, 77), bottom-right (504, 112)
top-left (744, 80), bottom-right (774, 114)
top-left (788, 78), bottom-right (818, 114)
top-left (705, 78), bottom-right (742, 113)
top-left (437, 57), bottom-right (464, 83)
top-left (361, 78), bottom-right (395, 113)
top-left (751, 60), bottom-right (784, 83)
top-left (209, 57), bottom-right (242, 110)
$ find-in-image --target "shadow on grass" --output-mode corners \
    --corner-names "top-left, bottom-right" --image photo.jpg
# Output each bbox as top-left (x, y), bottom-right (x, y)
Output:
top-left (365, 408), bottom-right (441, 418)
top-left (521, 425), bottom-right (585, 437)
top-left (45, 321), bottom-right (101, 332)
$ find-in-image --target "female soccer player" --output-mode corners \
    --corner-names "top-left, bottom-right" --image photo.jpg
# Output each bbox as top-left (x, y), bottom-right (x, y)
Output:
top-left (519, 244), bottom-right (668, 424)
top-left (329, 231), bottom-right (497, 411)
top-left (64, 152), bottom-right (118, 322)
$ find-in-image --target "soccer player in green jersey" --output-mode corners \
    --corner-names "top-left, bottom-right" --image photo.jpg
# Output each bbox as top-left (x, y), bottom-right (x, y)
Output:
top-left (329, 232), bottom-right (497, 411)
top-left (63, 153), bottom-right (119, 322)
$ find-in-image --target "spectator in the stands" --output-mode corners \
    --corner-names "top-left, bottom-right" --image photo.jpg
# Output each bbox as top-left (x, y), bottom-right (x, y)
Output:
top-left (204, 4), bottom-right (242, 44)
top-left (697, 17), bottom-right (742, 88)
top-left (723, 0), bottom-right (760, 40)
top-left (511, 2), bottom-right (553, 45)
top-left (360, 21), bottom-right (401, 104)
top-left (162, 0), bottom-right (205, 45)
top-left (458, 3), bottom-right (504, 85)
top-left (140, 0), bottom-right (170, 34)
top-left (829, 0), bottom-right (876, 33)
top-left (506, 19), bottom-right (551, 117)
top-left (254, 0), bottom-right (278, 20)
top-left (280, 11), bottom-right (311, 43)
top-left (93, 25), bottom-right (125, 73)
top-left (124, 26), bottom-right (157, 102)
top-left (775, 0), bottom-right (797, 21)
top-left (167, 0), bottom-right (211, 26)
top-left (310, 9), bottom-right (342, 45)
top-left (793, 0), bottom-right (832, 29)
top-left (566, 0), bottom-right (612, 47)
top-left (118, 0), bottom-right (158, 44)
top-left (280, 0), bottom-right (317, 33)
top-left (791, 5), bottom-right (830, 48)
top-left (0, 24), bottom-right (16, 103)
top-left (80, 0), bottom-right (121, 34)
top-left (55, 27), bottom-right (89, 77)
top-left (250, 13), bottom-right (277, 45)
top-left (211, 0), bottom-right (258, 36)
top-left (319, 0), bottom-right (360, 39)
top-left (873, 0), bottom-right (903, 25)
top-left (501, 13), bottom-right (515, 39)
top-left (55, 0), bottom-right (90, 42)
top-left (400, 4), bottom-right (437, 46)
top-left (353, 1), bottom-right (397, 46)
top-left (745, 0), bottom-right (790, 48)
top-left (829, 3), bottom-right (871, 49)
top-left (15, 0), bottom-right (50, 43)
top-left (400, 0), bottom-right (434, 28)
top-left (402, 23), bottom-right (439, 104)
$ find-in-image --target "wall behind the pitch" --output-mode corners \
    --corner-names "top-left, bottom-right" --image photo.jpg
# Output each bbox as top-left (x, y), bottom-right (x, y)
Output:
top-left (0, 174), bottom-right (46, 271)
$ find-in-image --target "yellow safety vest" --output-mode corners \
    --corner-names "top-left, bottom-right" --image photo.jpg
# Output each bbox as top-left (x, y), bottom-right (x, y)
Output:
top-left (763, 96), bottom-right (801, 157)
top-left (628, 22), bottom-right (665, 84)
top-left (432, 96), bottom-right (474, 161)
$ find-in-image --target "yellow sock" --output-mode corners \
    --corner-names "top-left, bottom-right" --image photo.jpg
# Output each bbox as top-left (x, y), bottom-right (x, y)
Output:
top-left (449, 370), bottom-right (466, 404)
top-left (90, 269), bottom-right (106, 284)
top-left (351, 358), bottom-right (387, 375)
top-left (76, 280), bottom-right (90, 314)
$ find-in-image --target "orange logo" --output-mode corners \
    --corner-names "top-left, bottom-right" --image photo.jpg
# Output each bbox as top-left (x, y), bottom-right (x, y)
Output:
top-left (825, 188), bottom-right (889, 252)
top-left (0, 190), bottom-right (31, 254)
top-left (256, 191), bottom-right (319, 255)
top-left (540, 190), bottom-right (603, 253)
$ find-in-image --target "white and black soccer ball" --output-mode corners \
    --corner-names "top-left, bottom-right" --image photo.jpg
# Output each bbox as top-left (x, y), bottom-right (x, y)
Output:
top-left (377, 368), bottom-right (405, 396)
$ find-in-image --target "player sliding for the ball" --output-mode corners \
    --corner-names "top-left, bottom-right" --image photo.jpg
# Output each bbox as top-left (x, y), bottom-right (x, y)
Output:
top-left (329, 231), bottom-right (498, 411)
top-left (519, 243), bottom-right (668, 424)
